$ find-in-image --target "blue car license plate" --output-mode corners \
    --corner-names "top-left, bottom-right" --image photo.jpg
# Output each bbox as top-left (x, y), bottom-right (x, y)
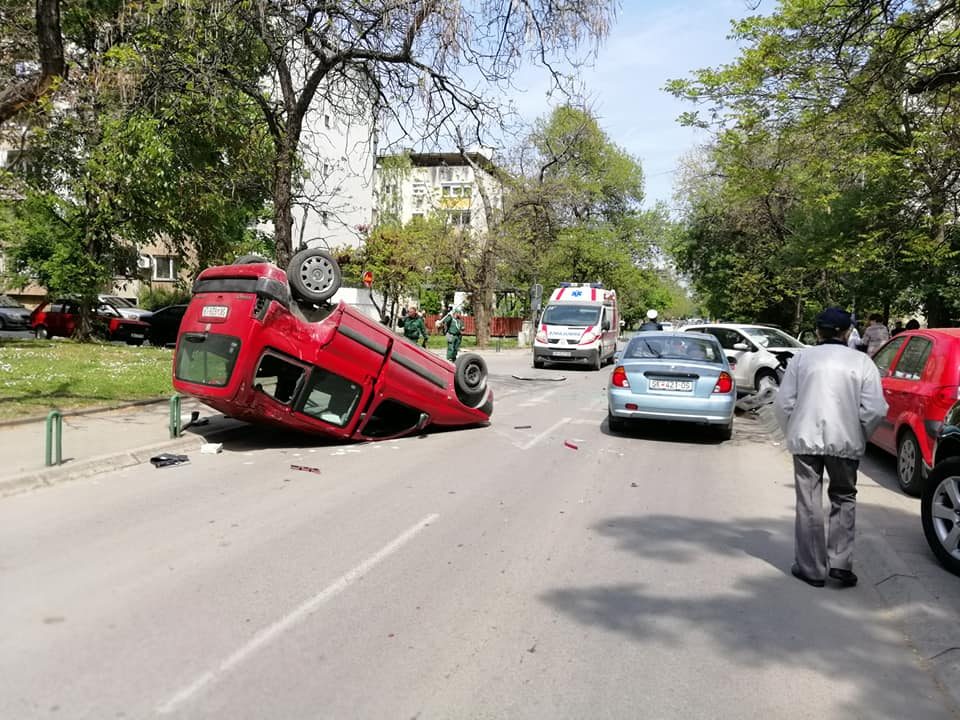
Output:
top-left (649, 378), bottom-right (693, 392)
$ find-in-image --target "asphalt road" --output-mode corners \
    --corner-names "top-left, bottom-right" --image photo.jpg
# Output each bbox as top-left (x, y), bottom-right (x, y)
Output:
top-left (1, 352), bottom-right (956, 719)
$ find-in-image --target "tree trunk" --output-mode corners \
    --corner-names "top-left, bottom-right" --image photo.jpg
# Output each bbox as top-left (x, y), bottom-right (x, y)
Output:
top-left (273, 146), bottom-right (295, 268)
top-left (925, 292), bottom-right (950, 328)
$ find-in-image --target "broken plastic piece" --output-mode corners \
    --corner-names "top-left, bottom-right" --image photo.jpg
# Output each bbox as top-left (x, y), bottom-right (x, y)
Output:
top-left (201, 443), bottom-right (223, 454)
top-left (563, 440), bottom-right (578, 450)
top-left (511, 375), bottom-right (566, 381)
top-left (513, 425), bottom-right (532, 429)
top-left (150, 453), bottom-right (190, 468)
top-left (290, 464), bottom-right (321, 474)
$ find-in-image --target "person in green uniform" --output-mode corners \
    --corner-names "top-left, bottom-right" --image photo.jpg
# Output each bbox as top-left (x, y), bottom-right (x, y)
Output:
top-left (442, 309), bottom-right (464, 361)
top-left (401, 306), bottom-right (427, 347)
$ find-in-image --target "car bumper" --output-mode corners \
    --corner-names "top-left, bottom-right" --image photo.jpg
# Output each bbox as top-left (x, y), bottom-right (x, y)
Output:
top-left (608, 388), bottom-right (735, 425)
top-left (534, 346), bottom-right (597, 364)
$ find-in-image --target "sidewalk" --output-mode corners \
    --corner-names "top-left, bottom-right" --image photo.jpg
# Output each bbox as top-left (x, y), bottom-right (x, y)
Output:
top-left (0, 398), bottom-right (243, 497)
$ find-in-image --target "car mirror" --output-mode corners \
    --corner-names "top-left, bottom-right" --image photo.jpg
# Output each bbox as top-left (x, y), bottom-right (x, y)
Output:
top-left (732, 342), bottom-right (751, 351)
top-left (602, 320), bottom-right (611, 331)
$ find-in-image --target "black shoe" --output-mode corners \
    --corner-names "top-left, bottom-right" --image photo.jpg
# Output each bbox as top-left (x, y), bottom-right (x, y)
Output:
top-left (791, 564), bottom-right (825, 587)
top-left (828, 568), bottom-right (858, 587)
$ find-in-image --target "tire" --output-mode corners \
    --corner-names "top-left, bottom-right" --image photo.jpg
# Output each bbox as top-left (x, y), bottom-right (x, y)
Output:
top-left (234, 254), bottom-right (269, 264)
top-left (0, 316), bottom-right (5, 330)
top-left (533, 357), bottom-right (545, 369)
top-left (591, 350), bottom-right (602, 371)
top-left (717, 421), bottom-right (733, 441)
top-left (287, 248), bottom-right (342, 303)
top-left (127, 339), bottom-right (145, 347)
top-left (35, 325), bottom-right (48, 339)
top-left (455, 353), bottom-right (487, 396)
top-left (921, 458), bottom-right (960, 576)
top-left (755, 369), bottom-right (780, 393)
top-left (608, 411), bottom-right (626, 433)
top-left (897, 429), bottom-right (923, 496)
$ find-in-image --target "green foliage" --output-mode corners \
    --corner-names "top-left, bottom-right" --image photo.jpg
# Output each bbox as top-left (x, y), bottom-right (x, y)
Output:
top-left (137, 286), bottom-right (193, 311)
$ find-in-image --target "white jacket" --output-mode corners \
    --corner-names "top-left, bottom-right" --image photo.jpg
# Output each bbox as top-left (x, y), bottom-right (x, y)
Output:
top-left (774, 342), bottom-right (888, 459)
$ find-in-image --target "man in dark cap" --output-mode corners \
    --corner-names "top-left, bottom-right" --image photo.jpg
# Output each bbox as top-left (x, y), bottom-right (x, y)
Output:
top-left (774, 306), bottom-right (888, 588)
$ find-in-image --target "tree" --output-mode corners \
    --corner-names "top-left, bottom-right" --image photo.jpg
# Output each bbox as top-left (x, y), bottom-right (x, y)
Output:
top-left (666, 0), bottom-right (960, 326)
top-left (157, 0), bottom-right (617, 267)
top-left (0, 0), bottom-right (64, 123)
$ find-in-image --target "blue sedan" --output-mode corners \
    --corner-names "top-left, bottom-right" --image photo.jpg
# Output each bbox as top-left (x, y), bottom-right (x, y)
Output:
top-left (607, 332), bottom-right (737, 440)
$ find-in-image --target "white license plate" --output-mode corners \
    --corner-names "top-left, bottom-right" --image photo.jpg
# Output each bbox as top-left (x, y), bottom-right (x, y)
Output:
top-left (649, 379), bottom-right (694, 392)
top-left (130, 333), bottom-right (144, 339)
top-left (201, 305), bottom-right (229, 320)
top-left (552, 351), bottom-right (572, 357)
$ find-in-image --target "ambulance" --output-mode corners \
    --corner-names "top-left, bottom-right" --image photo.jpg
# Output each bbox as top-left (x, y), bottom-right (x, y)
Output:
top-left (533, 283), bottom-right (620, 370)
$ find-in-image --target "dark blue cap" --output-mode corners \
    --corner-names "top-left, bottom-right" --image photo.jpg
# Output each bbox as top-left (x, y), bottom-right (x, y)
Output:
top-left (816, 306), bottom-right (852, 331)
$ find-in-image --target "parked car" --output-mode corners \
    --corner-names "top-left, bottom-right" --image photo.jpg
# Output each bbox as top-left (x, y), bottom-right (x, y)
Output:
top-left (682, 323), bottom-right (806, 393)
top-left (173, 254), bottom-right (492, 440)
top-left (145, 304), bottom-right (187, 347)
top-left (0, 294), bottom-right (32, 330)
top-left (98, 294), bottom-right (153, 320)
top-left (607, 331), bottom-right (736, 440)
top-left (30, 300), bottom-right (150, 345)
top-left (867, 329), bottom-right (960, 495)
top-left (921, 401), bottom-right (960, 576)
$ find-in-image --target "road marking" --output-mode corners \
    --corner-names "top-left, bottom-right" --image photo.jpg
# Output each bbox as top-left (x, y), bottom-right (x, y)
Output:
top-left (519, 417), bottom-right (571, 450)
top-left (156, 513), bottom-right (440, 715)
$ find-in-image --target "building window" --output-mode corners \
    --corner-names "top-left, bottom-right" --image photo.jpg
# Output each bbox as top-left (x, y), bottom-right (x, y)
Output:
top-left (441, 183), bottom-right (472, 198)
top-left (324, 114), bottom-right (331, 129)
top-left (154, 256), bottom-right (177, 281)
top-left (447, 210), bottom-right (471, 227)
top-left (321, 211), bottom-right (329, 227)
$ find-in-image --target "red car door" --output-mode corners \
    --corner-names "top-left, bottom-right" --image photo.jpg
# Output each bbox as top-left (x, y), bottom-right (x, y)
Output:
top-left (883, 334), bottom-right (935, 459)
top-left (870, 336), bottom-right (908, 453)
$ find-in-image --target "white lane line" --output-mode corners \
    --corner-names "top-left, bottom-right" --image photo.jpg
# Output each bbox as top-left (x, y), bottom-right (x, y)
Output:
top-left (519, 417), bottom-right (571, 451)
top-left (156, 513), bottom-right (440, 715)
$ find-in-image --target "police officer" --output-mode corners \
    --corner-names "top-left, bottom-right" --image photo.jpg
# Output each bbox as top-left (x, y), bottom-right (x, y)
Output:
top-left (401, 306), bottom-right (427, 347)
top-left (639, 309), bottom-right (663, 332)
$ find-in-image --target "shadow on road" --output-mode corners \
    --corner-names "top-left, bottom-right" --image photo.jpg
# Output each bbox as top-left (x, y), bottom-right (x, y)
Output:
top-left (539, 511), bottom-right (955, 720)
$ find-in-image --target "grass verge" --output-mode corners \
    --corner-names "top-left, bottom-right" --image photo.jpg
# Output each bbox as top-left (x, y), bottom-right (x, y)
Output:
top-left (0, 340), bottom-right (174, 421)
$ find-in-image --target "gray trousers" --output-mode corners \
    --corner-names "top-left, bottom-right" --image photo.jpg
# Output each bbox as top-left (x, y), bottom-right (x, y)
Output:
top-left (793, 454), bottom-right (859, 579)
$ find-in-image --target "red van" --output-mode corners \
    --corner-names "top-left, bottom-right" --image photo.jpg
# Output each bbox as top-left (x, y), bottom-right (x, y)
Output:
top-left (172, 255), bottom-right (492, 440)
top-left (869, 328), bottom-right (960, 495)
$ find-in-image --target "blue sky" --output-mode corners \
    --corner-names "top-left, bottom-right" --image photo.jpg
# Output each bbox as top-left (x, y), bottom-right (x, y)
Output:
top-left (511, 0), bottom-right (753, 210)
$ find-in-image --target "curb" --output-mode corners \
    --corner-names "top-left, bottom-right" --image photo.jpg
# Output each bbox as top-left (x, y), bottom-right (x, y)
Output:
top-left (0, 397), bottom-right (171, 428)
top-left (0, 423), bottom-right (239, 498)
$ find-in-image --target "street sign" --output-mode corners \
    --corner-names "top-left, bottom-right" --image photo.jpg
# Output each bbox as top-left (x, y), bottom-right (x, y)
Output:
top-left (362, 270), bottom-right (373, 288)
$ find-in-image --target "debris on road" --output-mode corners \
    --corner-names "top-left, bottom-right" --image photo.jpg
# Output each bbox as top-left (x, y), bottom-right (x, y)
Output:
top-left (511, 375), bottom-right (566, 381)
top-left (513, 425), bottom-right (532, 429)
top-left (150, 453), bottom-right (190, 468)
top-left (631, 482), bottom-right (638, 487)
top-left (563, 440), bottom-right (579, 450)
top-left (201, 443), bottom-right (223, 454)
top-left (290, 464), bottom-right (321, 474)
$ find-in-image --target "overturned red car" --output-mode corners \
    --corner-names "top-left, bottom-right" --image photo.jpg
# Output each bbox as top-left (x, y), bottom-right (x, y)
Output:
top-left (172, 250), bottom-right (492, 440)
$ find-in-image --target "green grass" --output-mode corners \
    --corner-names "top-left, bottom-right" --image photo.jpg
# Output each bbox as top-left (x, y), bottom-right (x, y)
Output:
top-left (423, 335), bottom-right (519, 350)
top-left (0, 340), bottom-right (174, 420)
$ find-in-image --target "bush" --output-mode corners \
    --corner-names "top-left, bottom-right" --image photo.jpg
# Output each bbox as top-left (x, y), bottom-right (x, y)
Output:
top-left (139, 286), bottom-right (193, 310)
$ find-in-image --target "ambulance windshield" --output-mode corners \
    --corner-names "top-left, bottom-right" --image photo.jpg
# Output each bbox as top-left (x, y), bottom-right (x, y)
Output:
top-left (541, 304), bottom-right (602, 326)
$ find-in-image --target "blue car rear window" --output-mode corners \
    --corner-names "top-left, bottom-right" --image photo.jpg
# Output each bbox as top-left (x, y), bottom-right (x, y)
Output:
top-left (625, 336), bottom-right (722, 363)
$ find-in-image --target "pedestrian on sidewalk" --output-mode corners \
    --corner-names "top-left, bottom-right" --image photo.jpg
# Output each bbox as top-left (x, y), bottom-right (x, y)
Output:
top-left (861, 313), bottom-right (890, 355)
top-left (774, 306), bottom-right (888, 589)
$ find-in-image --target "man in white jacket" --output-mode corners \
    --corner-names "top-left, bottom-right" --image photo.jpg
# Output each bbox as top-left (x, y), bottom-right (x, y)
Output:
top-left (774, 307), bottom-right (888, 588)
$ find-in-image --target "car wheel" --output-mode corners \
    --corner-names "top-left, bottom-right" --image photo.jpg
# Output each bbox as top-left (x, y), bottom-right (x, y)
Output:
top-left (717, 421), bottom-right (733, 441)
top-left (234, 254), bottom-right (269, 264)
top-left (35, 325), bottom-right (48, 339)
top-left (755, 369), bottom-right (779, 393)
top-left (287, 248), bottom-right (342, 303)
top-left (533, 357), bottom-right (545, 369)
top-left (921, 458), bottom-right (960, 576)
top-left (455, 353), bottom-right (487, 395)
top-left (591, 350), bottom-right (602, 371)
top-left (608, 411), bottom-right (626, 433)
top-left (897, 430), bottom-right (923, 496)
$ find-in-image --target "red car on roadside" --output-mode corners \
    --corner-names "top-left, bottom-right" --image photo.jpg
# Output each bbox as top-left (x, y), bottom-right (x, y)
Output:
top-left (30, 299), bottom-right (150, 345)
top-left (869, 328), bottom-right (960, 495)
top-left (172, 252), bottom-right (492, 440)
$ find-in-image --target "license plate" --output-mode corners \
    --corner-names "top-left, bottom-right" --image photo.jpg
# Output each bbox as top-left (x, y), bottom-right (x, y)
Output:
top-left (201, 305), bottom-right (229, 320)
top-left (130, 333), bottom-right (144, 339)
top-left (649, 378), bottom-right (694, 392)
top-left (552, 351), bottom-right (572, 357)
